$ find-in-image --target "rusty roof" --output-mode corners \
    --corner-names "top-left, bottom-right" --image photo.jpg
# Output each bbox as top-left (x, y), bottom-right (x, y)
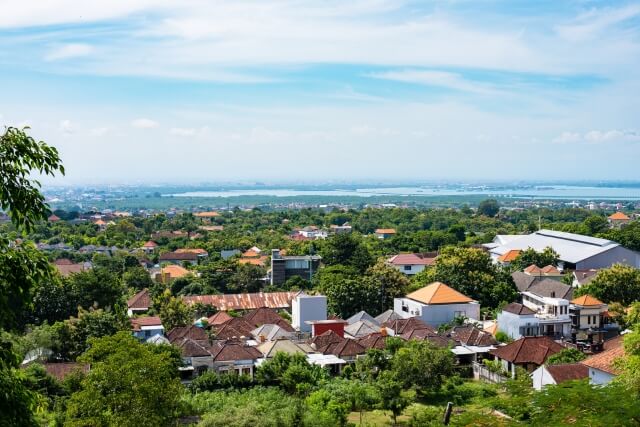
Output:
top-left (183, 291), bottom-right (299, 311)
top-left (127, 289), bottom-right (152, 309)
top-left (545, 363), bottom-right (589, 384)
top-left (489, 336), bottom-right (564, 365)
top-left (42, 362), bottom-right (89, 380)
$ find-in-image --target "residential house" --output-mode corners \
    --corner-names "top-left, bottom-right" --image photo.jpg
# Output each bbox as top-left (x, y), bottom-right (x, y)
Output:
top-left (608, 212), bottom-right (631, 228)
top-left (570, 295), bottom-right (616, 346)
top-left (131, 316), bottom-right (164, 340)
top-left (497, 303), bottom-right (540, 340)
top-left (393, 282), bottom-right (480, 327)
top-left (306, 320), bottom-right (348, 338)
top-left (151, 265), bottom-right (192, 282)
top-left (488, 336), bottom-right (565, 377)
top-left (221, 249), bottom-right (241, 260)
top-left (357, 329), bottom-right (396, 351)
top-left (346, 311), bottom-right (379, 326)
top-left (239, 246), bottom-right (268, 266)
top-left (47, 214), bottom-right (61, 222)
top-left (485, 229), bottom-right (640, 270)
top-left (257, 338), bottom-right (315, 359)
top-left (176, 248), bottom-right (209, 259)
top-left (496, 249), bottom-right (521, 266)
top-left (127, 289), bottom-right (152, 316)
top-left (443, 324), bottom-right (498, 364)
top-left (194, 211), bottom-right (220, 219)
top-left (53, 259), bottom-right (91, 278)
top-left (531, 363), bottom-right (589, 390)
top-left (330, 223), bottom-right (352, 234)
top-left (292, 293), bottom-right (328, 333)
top-left (206, 311), bottom-right (233, 326)
top-left (159, 251), bottom-right (199, 265)
top-left (374, 228), bottom-right (396, 239)
top-left (317, 339), bottom-right (366, 363)
top-left (374, 309), bottom-right (402, 324)
top-left (39, 362), bottom-right (89, 381)
top-left (252, 324), bottom-right (295, 342)
top-left (270, 249), bottom-right (321, 285)
top-left (344, 320), bottom-right (380, 339)
top-left (581, 336), bottom-right (625, 385)
top-left (387, 252), bottom-right (437, 275)
top-left (140, 240), bottom-right (158, 255)
top-left (572, 269), bottom-right (598, 288)
top-left (296, 226), bottom-right (328, 240)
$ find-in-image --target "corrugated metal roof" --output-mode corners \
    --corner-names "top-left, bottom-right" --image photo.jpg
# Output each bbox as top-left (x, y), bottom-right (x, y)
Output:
top-left (183, 291), bottom-right (299, 310)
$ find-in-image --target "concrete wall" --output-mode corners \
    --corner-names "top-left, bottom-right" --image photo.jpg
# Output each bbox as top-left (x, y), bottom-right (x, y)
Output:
top-left (392, 264), bottom-right (427, 276)
top-left (497, 311), bottom-right (539, 340)
top-left (589, 367), bottom-right (615, 385)
top-left (577, 246), bottom-right (640, 270)
top-left (292, 295), bottom-right (327, 332)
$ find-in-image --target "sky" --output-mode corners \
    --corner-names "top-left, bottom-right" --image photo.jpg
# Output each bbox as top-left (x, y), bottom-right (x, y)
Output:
top-left (1, 1), bottom-right (640, 185)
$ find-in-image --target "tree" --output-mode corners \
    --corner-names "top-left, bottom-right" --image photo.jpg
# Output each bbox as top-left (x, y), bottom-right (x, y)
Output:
top-left (66, 267), bottom-right (125, 311)
top-left (421, 246), bottom-right (518, 309)
top-left (320, 233), bottom-right (373, 273)
top-left (575, 264), bottom-right (640, 306)
top-left (361, 260), bottom-right (410, 315)
top-left (546, 348), bottom-right (586, 365)
top-left (477, 199), bottom-right (500, 217)
top-left (581, 215), bottom-right (609, 235)
top-left (614, 329), bottom-right (640, 396)
top-left (255, 352), bottom-right (328, 395)
top-left (390, 340), bottom-right (454, 393)
top-left (375, 370), bottom-right (414, 425)
top-left (510, 246), bottom-right (560, 271)
top-left (155, 289), bottom-right (194, 331)
top-left (123, 266), bottom-right (153, 291)
top-left (0, 127), bottom-right (64, 426)
top-left (64, 332), bottom-right (182, 426)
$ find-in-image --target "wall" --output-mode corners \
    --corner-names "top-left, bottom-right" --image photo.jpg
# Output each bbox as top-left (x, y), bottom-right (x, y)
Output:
top-left (577, 246), bottom-right (640, 270)
top-left (531, 366), bottom-right (557, 391)
top-left (394, 298), bottom-right (480, 326)
top-left (391, 264), bottom-right (427, 276)
top-left (292, 295), bottom-right (327, 332)
top-left (497, 311), bottom-right (539, 340)
top-left (589, 367), bottom-right (615, 385)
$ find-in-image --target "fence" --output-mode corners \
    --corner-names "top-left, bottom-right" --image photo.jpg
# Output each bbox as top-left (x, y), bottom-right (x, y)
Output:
top-left (472, 361), bottom-right (508, 384)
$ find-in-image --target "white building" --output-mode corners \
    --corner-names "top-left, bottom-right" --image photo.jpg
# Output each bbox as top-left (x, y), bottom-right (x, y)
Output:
top-left (521, 291), bottom-right (571, 339)
top-left (531, 363), bottom-right (588, 390)
top-left (485, 229), bottom-right (640, 270)
top-left (292, 293), bottom-right (327, 333)
top-left (394, 282), bottom-right (480, 327)
top-left (582, 337), bottom-right (624, 385)
top-left (497, 303), bottom-right (540, 340)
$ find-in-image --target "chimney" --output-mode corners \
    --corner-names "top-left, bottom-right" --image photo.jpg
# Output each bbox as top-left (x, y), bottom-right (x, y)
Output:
top-left (272, 249), bottom-right (281, 259)
top-left (380, 327), bottom-right (387, 337)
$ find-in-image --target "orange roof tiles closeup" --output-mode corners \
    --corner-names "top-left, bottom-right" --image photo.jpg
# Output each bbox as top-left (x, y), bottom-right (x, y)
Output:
top-left (571, 295), bottom-right (605, 307)
top-left (609, 212), bottom-right (630, 220)
top-left (582, 337), bottom-right (625, 375)
top-left (406, 282), bottom-right (474, 305)
top-left (159, 265), bottom-right (191, 279)
top-left (498, 249), bottom-right (521, 262)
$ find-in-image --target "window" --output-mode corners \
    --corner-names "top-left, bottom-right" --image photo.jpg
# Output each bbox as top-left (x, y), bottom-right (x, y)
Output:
top-left (454, 311), bottom-right (466, 318)
top-left (404, 265), bottom-right (412, 271)
top-left (402, 303), bottom-right (409, 313)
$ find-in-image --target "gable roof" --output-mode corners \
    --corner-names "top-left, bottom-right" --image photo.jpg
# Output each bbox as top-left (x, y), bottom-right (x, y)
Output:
top-left (375, 309), bottom-right (402, 324)
top-left (571, 295), bottom-right (605, 307)
top-left (406, 282), bottom-right (474, 305)
top-left (502, 302), bottom-right (536, 316)
top-left (388, 253), bottom-right (437, 266)
top-left (194, 211), bottom-right (220, 218)
top-left (582, 337), bottom-right (625, 375)
top-left (443, 325), bottom-right (498, 347)
top-left (212, 317), bottom-right (255, 339)
top-left (512, 271), bottom-right (540, 292)
top-left (489, 336), bottom-right (564, 365)
top-left (527, 279), bottom-right (573, 300)
top-left (309, 330), bottom-right (345, 350)
top-left (357, 332), bottom-right (397, 350)
top-left (159, 251), bottom-right (198, 261)
top-left (319, 338), bottom-right (366, 358)
top-left (127, 289), bottom-right (152, 310)
top-left (207, 311), bottom-right (233, 325)
top-left (243, 307), bottom-right (289, 329)
top-left (41, 362), bottom-right (89, 380)
top-left (142, 240), bottom-right (158, 248)
top-left (345, 320), bottom-right (380, 338)
top-left (54, 261), bottom-right (89, 277)
top-left (130, 316), bottom-right (163, 331)
top-left (176, 338), bottom-right (213, 357)
top-left (157, 265), bottom-right (191, 279)
top-left (167, 325), bottom-right (208, 343)
top-left (383, 317), bottom-right (435, 335)
top-left (346, 311), bottom-right (379, 326)
top-left (498, 249), bottom-right (521, 263)
top-left (544, 363), bottom-right (589, 384)
top-left (212, 342), bottom-right (262, 362)
top-left (573, 269), bottom-right (598, 286)
top-left (375, 228), bottom-right (396, 234)
top-left (257, 338), bottom-right (314, 358)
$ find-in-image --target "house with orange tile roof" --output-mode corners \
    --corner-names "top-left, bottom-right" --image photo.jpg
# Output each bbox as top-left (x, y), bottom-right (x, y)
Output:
top-left (140, 240), bottom-right (158, 254)
top-left (387, 252), bottom-right (437, 275)
top-left (393, 282), bottom-right (480, 327)
top-left (581, 335), bottom-right (625, 385)
top-left (608, 211), bottom-right (631, 228)
top-left (374, 228), bottom-right (397, 239)
top-left (497, 249), bottom-right (521, 265)
top-left (151, 264), bottom-right (192, 282)
top-left (569, 295), bottom-right (617, 343)
top-left (193, 211), bottom-right (220, 218)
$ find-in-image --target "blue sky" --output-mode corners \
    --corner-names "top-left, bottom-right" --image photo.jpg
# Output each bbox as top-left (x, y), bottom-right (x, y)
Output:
top-left (1, 1), bottom-right (640, 184)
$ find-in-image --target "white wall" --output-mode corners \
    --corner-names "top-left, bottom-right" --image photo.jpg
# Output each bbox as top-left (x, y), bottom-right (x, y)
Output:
top-left (531, 366), bottom-right (557, 391)
top-left (589, 367), bottom-right (615, 385)
top-left (497, 311), bottom-right (539, 340)
top-left (394, 298), bottom-right (480, 327)
top-left (391, 264), bottom-right (427, 276)
top-left (292, 295), bottom-right (327, 332)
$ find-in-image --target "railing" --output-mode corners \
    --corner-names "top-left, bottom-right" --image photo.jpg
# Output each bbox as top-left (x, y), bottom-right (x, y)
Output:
top-left (472, 361), bottom-right (508, 384)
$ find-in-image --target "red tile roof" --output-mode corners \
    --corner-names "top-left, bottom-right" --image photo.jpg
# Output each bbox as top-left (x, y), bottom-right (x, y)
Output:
top-left (127, 289), bottom-right (152, 310)
top-left (375, 228), bottom-right (396, 234)
top-left (42, 362), bottom-right (89, 380)
top-left (212, 342), bottom-right (262, 362)
top-left (582, 337), bottom-right (625, 375)
top-left (309, 330), bottom-right (345, 349)
top-left (130, 316), bottom-right (163, 331)
top-left (609, 212), bottom-right (630, 220)
top-left (159, 251), bottom-right (198, 261)
top-left (498, 249), bottom-right (521, 263)
top-left (545, 363), bottom-right (589, 384)
top-left (502, 302), bottom-right (536, 315)
top-left (167, 325), bottom-right (208, 343)
top-left (571, 295), bottom-right (605, 307)
top-left (319, 339), bottom-right (366, 358)
top-left (489, 336), bottom-right (564, 365)
top-left (142, 240), bottom-right (158, 247)
top-left (207, 311), bottom-right (233, 326)
top-left (388, 253), bottom-right (437, 266)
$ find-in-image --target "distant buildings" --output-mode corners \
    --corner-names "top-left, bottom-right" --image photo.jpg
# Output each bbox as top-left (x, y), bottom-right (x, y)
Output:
top-left (387, 252), bottom-right (437, 275)
top-left (608, 212), bottom-right (631, 228)
top-left (270, 249), bottom-right (321, 285)
top-left (374, 228), bottom-right (396, 240)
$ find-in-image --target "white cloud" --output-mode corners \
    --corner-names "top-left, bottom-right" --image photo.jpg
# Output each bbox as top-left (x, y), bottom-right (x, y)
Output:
top-left (556, 4), bottom-right (640, 42)
top-left (131, 118), bottom-right (159, 129)
top-left (45, 43), bottom-right (93, 61)
top-left (369, 69), bottom-right (495, 94)
top-left (553, 129), bottom-right (640, 144)
top-left (59, 119), bottom-right (75, 134)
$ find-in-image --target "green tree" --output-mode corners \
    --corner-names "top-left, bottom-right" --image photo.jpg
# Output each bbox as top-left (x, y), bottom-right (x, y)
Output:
top-left (362, 259), bottom-right (410, 315)
top-left (510, 246), bottom-right (560, 271)
top-left (477, 199), bottom-right (500, 217)
top-left (390, 340), bottom-right (454, 393)
top-left (422, 246), bottom-right (518, 309)
top-left (546, 348), bottom-right (586, 365)
top-left (155, 289), bottom-right (194, 331)
top-left (375, 370), bottom-right (414, 425)
top-left (0, 127), bottom-right (64, 426)
top-left (320, 233), bottom-right (374, 273)
top-left (255, 352), bottom-right (328, 395)
top-left (66, 267), bottom-right (125, 310)
top-left (575, 264), bottom-right (640, 305)
top-left (581, 215), bottom-right (609, 235)
top-left (64, 332), bottom-right (182, 426)
top-left (123, 266), bottom-right (153, 291)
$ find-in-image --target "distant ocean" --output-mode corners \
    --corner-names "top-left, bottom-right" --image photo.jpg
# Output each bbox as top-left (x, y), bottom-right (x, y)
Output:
top-left (171, 185), bottom-right (640, 200)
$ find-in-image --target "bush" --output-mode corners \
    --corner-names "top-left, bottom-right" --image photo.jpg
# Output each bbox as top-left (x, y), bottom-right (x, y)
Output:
top-left (190, 372), bottom-right (254, 393)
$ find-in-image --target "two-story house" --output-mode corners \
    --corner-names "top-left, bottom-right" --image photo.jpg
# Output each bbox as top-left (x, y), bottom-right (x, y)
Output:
top-left (387, 252), bottom-right (437, 275)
